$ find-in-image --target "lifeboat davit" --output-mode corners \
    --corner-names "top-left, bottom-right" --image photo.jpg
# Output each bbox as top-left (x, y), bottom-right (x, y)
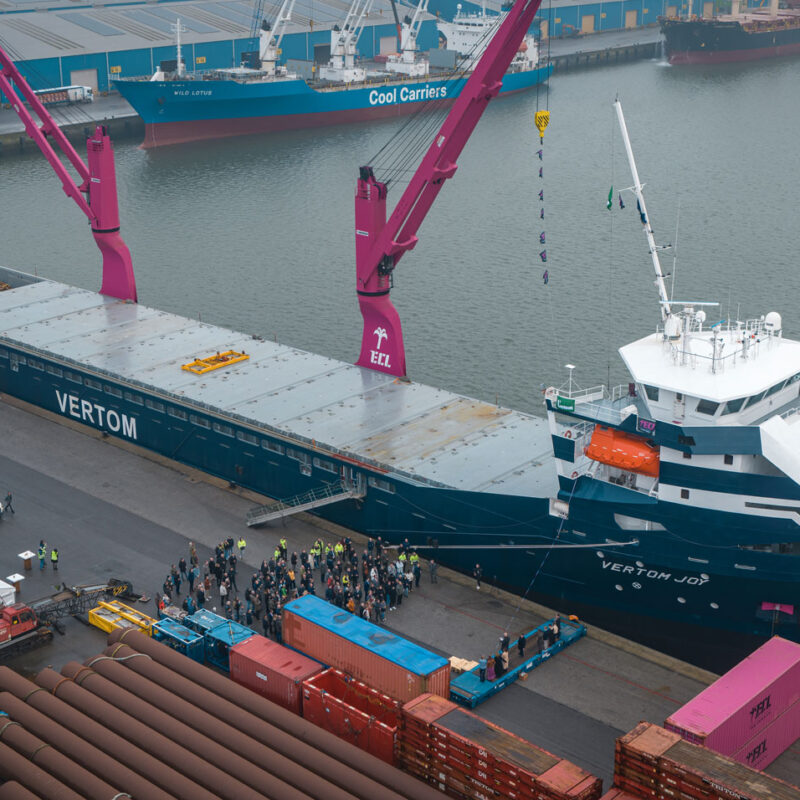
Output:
top-left (585, 425), bottom-right (660, 478)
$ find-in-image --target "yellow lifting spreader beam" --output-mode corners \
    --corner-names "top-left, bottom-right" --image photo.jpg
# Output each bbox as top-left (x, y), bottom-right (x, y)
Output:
top-left (182, 350), bottom-right (249, 374)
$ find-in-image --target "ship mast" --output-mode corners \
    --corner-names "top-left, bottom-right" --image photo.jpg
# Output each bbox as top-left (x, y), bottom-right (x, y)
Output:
top-left (614, 99), bottom-right (672, 322)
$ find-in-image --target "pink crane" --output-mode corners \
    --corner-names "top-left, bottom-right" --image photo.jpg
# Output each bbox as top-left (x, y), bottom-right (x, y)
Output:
top-left (0, 48), bottom-right (137, 302)
top-left (354, 0), bottom-right (544, 377)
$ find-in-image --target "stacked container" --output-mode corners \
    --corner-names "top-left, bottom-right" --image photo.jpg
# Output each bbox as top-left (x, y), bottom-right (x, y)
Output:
top-left (665, 636), bottom-right (800, 770)
top-left (400, 693), bottom-right (602, 800)
top-left (302, 668), bottom-right (402, 764)
top-left (615, 721), bottom-right (799, 800)
top-left (204, 620), bottom-right (255, 671)
top-left (598, 791), bottom-right (642, 800)
top-left (282, 595), bottom-right (450, 702)
top-left (229, 634), bottom-right (323, 714)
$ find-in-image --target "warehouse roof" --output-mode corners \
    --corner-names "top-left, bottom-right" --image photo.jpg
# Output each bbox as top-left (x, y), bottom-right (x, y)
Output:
top-left (0, 0), bottom-right (409, 59)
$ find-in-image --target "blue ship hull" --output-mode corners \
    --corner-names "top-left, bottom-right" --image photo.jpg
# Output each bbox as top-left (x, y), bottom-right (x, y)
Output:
top-left (113, 66), bottom-right (552, 147)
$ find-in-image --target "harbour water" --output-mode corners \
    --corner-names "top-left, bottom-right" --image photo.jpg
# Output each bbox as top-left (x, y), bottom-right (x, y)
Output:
top-left (2, 56), bottom-right (798, 416)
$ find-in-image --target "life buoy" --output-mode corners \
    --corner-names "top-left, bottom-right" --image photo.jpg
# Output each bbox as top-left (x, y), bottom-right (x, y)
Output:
top-left (571, 471), bottom-right (578, 479)
top-left (564, 430), bottom-right (572, 439)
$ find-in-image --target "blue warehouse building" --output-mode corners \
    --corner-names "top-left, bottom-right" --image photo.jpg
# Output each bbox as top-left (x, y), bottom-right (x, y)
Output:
top-left (0, 0), bottom-right (728, 97)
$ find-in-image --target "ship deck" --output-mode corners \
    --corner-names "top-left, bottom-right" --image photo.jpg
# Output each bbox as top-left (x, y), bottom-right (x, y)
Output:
top-left (0, 268), bottom-right (556, 498)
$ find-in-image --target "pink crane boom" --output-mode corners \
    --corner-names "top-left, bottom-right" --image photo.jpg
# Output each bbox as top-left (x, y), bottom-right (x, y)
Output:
top-left (354, 0), bottom-right (543, 377)
top-left (0, 47), bottom-right (137, 302)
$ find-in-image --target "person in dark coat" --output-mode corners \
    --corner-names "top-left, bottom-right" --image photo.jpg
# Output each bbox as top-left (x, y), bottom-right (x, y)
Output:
top-left (473, 564), bottom-right (482, 590)
top-left (499, 631), bottom-right (510, 653)
top-left (494, 652), bottom-right (504, 677)
top-left (517, 634), bottom-right (526, 660)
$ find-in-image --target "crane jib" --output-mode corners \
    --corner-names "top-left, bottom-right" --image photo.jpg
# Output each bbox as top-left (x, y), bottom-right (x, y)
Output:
top-left (353, 0), bottom-right (545, 378)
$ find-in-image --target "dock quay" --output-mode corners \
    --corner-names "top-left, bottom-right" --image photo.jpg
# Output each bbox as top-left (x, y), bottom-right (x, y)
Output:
top-left (0, 394), bottom-right (797, 793)
top-left (0, 27), bottom-right (663, 153)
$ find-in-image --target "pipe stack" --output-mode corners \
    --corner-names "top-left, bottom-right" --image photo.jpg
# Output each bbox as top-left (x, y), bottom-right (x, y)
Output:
top-left (0, 629), bottom-right (447, 800)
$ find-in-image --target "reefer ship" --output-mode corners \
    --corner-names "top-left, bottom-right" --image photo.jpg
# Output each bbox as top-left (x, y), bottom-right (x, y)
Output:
top-left (660, 1), bottom-right (800, 64)
top-left (112, 0), bottom-right (551, 147)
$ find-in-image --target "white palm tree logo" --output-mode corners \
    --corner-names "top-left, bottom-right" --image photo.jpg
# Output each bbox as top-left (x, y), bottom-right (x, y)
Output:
top-left (374, 327), bottom-right (388, 350)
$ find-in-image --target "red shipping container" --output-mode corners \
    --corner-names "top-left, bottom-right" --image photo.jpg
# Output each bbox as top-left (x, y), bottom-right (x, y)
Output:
top-left (229, 633), bottom-right (323, 714)
top-left (284, 596), bottom-right (450, 703)
top-left (301, 668), bottom-right (401, 764)
top-left (732, 696), bottom-right (800, 771)
top-left (599, 791), bottom-right (644, 800)
top-left (665, 636), bottom-right (800, 756)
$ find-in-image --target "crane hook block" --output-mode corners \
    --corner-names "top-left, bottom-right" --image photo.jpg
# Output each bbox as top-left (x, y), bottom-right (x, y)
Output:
top-left (535, 110), bottom-right (550, 140)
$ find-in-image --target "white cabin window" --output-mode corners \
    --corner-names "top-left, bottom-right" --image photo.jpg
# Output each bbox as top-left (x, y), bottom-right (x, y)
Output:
top-left (744, 391), bottom-right (766, 409)
top-left (721, 397), bottom-right (745, 415)
top-left (695, 398), bottom-right (719, 416)
top-left (643, 385), bottom-right (659, 401)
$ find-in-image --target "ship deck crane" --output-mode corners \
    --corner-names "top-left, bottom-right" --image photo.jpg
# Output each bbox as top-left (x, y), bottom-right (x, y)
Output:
top-left (319, 0), bottom-right (374, 83)
top-left (258, 0), bottom-right (298, 77)
top-left (0, 47), bottom-right (137, 303)
top-left (354, 0), bottom-right (544, 376)
top-left (386, 0), bottom-right (430, 76)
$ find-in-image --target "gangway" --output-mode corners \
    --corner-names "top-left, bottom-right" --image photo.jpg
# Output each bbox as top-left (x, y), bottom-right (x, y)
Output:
top-left (246, 481), bottom-right (365, 527)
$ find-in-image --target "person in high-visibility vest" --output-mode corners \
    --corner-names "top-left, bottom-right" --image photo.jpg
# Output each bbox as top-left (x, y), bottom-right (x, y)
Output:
top-left (238, 537), bottom-right (247, 557)
top-left (334, 540), bottom-right (344, 558)
top-left (279, 538), bottom-right (288, 560)
top-left (37, 540), bottom-right (47, 570)
top-left (50, 547), bottom-right (59, 571)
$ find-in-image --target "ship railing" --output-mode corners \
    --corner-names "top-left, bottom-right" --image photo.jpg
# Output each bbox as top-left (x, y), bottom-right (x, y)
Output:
top-left (780, 405), bottom-right (800, 422)
top-left (5, 335), bottom-right (454, 491)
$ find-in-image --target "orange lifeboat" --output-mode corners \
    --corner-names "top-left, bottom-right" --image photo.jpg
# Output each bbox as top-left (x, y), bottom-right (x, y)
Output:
top-left (585, 426), bottom-right (660, 478)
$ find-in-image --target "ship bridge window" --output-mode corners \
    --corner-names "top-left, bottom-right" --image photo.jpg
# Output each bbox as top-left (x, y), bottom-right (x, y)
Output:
top-left (0, 349), bottom-right (7, 359)
top-left (84, 378), bottom-right (102, 390)
top-left (765, 380), bottom-right (787, 398)
top-left (65, 370), bottom-right (82, 384)
top-left (124, 391), bottom-right (144, 406)
top-left (744, 391), bottom-right (766, 409)
top-left (721, 397), bottom-right (745, 415)
top-left (695, 398), bottom-right (719, 416)
top-left (46, 364), bottom-right (62, 378)
top-left (29, 360), bottom-right (44, 372)
top-left (168, 407), bottom-right (187, 421)
top-left (103, 383), bottom-right (121, 397)
top-left (145, 399), bottom-right (165, 413)
top-left (190, 414), bottom-right (210, 429)
top-left (262, 439), bottom-right (284, 454)
top-left (643, 385), bottom-right (659, 401)
top-left (237, 431), bottom-right (259, 446)
top-left (789, 373), bottom-right (800, 386)
top-left (313, 457), bottom-right (336, 473)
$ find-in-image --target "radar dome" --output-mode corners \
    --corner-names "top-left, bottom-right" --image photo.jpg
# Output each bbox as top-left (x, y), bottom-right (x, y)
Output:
top-left (695, 310), bottom-right (707, 325)
top-left (764, 311), bottom-right (782, 335)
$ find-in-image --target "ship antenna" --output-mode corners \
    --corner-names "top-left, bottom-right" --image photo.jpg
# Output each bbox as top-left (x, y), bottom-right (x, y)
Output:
top-left (670, 201), bottom-right (680, 304)
top-left (614, 98), bottom-right (671, 323)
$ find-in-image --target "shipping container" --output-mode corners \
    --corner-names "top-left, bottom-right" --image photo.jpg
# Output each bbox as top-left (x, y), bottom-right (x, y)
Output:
top-left (598, 790), bottom-right (643, 800)
top-left (732, 696), bottom-right (800, 771)
top-left (665, 636), bottom-right (800, 755)
top-left (204, 620), bottom-right (255, 671)
top-left (229, 634), bottom-right (323, 714)
top-left (402, 694), bottom-right (603, 800)
top-left (152, 618), bottom-right (204, 663)
top-left (302, 669), bottom-right (402, 764)
top-left (183, 608), bottom-right (227, 636)
top-left (616, 721), bottom-right (800, 800)
top-left (283, 595), bottom-right (450, 703)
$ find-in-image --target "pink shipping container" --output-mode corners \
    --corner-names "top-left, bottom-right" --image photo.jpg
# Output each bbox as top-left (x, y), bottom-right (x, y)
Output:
top-left (302, 668), bottom-right (402, 765)
top-left (229, 633), bottom-right (323, 715)
top-left (283, 595), bottom-right (450, 703)
top-left (732, 696), bottom-right (800, 771)
top-left (665, 636), bottom-right (800, 756)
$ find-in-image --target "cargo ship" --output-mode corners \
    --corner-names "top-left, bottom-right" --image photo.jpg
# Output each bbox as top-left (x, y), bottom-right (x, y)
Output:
top-left (660, 0), bottom-right (800, 64)
top-left (112, 0), bottom-right (551, 147)
top-left (2, 5), bottom-right (799, 668)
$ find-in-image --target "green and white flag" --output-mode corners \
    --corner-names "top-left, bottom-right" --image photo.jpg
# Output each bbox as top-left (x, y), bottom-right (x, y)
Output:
top-left (606, 186), bottom-right (613, 210)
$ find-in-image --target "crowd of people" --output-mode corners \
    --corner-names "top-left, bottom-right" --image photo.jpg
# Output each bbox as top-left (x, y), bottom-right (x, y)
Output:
top-left (158, 534), bottom-right (432, 640)
top-left (477, 616), bottom-right (562, 682)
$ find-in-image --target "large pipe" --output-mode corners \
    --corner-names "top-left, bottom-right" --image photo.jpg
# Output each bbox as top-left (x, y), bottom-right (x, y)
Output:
top-left (0, 692), bottom-right (176, 800)
top-left (0, 716), bottom-right (121, 799)
top-left (0, 740), bottom-right (83, 800)
top-left (81, 656), bottom-right (354, 800)
top-left (0, 668), bottom-right (207, 800)
top-left (61, 661), bottom-right (317, 800)
top-left (0, 782), bottom-right (42, 800)
top-left (102, 642), bottom-right (404, 800)
top-left (35, 668), bottom-right (249, 800)
top-left (107, 631), bottom-right (440, 800)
